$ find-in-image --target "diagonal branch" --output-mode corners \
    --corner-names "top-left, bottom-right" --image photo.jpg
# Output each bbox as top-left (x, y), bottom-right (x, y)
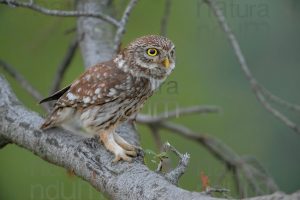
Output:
top-left (50, 36), bottom-right (79, 94)
top-left (160, 121), bottom-right (279, 194)
top-left (204, 0), bottom-right (300, 135)
top-left (113, 0), bottom-right (139, 52)
top-left (137, 114), bottom-right (279, 195)
top-left (0, 76), bottom-right (298, 199)
top-left (0, 0), bottom-right (119, 27)
top-left (160, 0), bottom-right (172, 37)
top-left (260, 86), bottom-right (300, 113)
top-left (0, 75), bottom-right (221, 200)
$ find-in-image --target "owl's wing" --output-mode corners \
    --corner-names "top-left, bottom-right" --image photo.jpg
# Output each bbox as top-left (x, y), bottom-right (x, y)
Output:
top-left (39, 85), bottom-right (71, 104)
top-left (54, 61), bottom-right (129, 108)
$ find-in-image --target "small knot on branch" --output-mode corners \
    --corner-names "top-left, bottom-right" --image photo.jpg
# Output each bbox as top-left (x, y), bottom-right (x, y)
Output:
top-left (156, 142), bottom-right (190, 185)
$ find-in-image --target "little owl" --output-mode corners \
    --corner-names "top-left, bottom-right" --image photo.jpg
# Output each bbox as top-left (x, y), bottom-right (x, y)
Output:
top-left (40, 35), bottom-right (176, 162)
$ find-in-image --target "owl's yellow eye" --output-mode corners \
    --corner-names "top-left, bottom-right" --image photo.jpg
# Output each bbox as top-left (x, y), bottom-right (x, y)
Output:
top-left (147, 48), bottom-right (158, 56)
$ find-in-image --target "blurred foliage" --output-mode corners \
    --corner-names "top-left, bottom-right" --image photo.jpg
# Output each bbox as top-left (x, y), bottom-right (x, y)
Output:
top-left (1, 0), bottom-right (300, 199)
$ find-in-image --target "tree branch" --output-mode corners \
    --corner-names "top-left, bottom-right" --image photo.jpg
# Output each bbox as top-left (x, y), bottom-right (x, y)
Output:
top-left (1, 75), bottom-right (299, 199)
top-left (149, 124), bottom-right (163, 150)
top-left (260, 86), bottom-right (300, 113)
top-left (0, 75), bottom-right (219, 200)
top-left (76, 0), bottom-right (116, 68)
top-left (113, 0), bottom-right (139, 52)
top-left (137, 114), bottom-right (279, 195)
top-left (2, 0), bottom-right (299, 198)
top-left (205, 0), bottom-right (300, 135)
top-left (163, 142), bottom-right (190, 185)
top-left (0, 0), bottom-right (119, 27)
top-left (160, 0), bottom-right (172, 37)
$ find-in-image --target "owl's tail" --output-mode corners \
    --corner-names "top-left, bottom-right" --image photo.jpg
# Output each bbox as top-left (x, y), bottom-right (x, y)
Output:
top-left (40, 116), bottom-right (56, 130)
top-left (40, 119), bottom-right (54, 130)
top-left (40, 107), bottom-right (74, 130)
top-left (40, 108), bottom-right (60, 130)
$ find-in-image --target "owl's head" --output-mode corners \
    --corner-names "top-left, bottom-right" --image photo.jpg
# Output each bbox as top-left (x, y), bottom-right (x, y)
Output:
top-left (120, 35), bottom-right (176, 79)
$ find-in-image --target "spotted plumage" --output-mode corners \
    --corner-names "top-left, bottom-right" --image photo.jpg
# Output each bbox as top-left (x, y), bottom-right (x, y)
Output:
top-left (40, 35), bottom-right (176, 162)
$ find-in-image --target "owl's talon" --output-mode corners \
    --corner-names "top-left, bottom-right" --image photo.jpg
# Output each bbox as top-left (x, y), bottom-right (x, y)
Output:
top-left (100, 130), bottom-right (137, 162)
top-left (113, 154), bottom-right (132, 163)
top-left (113, 132), bottom-right (136, 151)
top-left (125, 150), bottom-right (137, 157)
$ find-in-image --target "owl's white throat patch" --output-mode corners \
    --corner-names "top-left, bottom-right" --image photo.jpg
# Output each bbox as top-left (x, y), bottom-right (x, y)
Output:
top-left (149, 77), bottom-right (166, 91)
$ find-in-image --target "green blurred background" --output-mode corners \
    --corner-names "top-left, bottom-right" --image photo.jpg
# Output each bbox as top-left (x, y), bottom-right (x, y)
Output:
top-left (1, 0), bottom-right (300, 199)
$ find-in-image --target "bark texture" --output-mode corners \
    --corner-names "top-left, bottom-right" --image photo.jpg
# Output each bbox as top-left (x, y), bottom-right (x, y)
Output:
top-left (0, 76), bottom-right (216, 200)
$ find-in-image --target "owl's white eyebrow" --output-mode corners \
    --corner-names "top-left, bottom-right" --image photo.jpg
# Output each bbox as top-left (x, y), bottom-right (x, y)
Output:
top-left (146, 45), bottom-right (161, 49)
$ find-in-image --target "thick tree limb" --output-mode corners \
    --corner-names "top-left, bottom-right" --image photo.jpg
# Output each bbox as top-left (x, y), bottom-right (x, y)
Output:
top-left (0, 0), bottom-right (119, 27)
top-left (76, 0), bottom-right (116, 68)
top-left (0, 75), bottom-right (219, 200)
top-left (1, 75), bottom-right (300, 199)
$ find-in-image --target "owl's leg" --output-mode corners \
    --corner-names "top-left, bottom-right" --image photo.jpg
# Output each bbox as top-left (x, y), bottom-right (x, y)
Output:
top-left (113, 132), bottom-right (136, 151)
top-left (99, 129), bottom-right (136, 162)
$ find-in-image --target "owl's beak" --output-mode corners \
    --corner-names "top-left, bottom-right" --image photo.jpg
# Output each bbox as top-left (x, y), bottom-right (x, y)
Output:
top-left (162, 58), bottom-right (170, 68)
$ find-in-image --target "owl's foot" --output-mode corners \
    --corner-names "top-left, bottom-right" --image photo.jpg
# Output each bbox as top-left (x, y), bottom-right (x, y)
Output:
top-left (100, 131), bottom-right (137, 162)
top-left (113, 132), bottom-right (137, 151)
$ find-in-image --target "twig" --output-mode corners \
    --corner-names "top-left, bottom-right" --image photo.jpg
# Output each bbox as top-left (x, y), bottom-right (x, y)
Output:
top-left (156, 159), bottom-right (163, 172)
top-left (149, 125), bottom-right (163, 151)
top-left (205, 0), bottom-right (300, 135)
top-left (1, 75), bottom-right (295, 200)
top-left (113, 0), bottom-right (138, 52)
top-left (258, 91), bottom-right (300, 133)
top-left (260, 86), bottom-right (300, 113)
top-left (202, 187), bottom-right (230, 196)
top-left (163, 121), bottom-right (278, 193)
top-left (0, 60), bottom-right (50, 111)
top-left (160, 0), bottom-right (172, 37)
top-left (241, 164), bottom-right (264, 195)
top-left (137, 105), bottom-right (220, 123)
top-left (50, 36), bottom-right (78, 94)
top-left (137, 115), bottom-right (279, 195)
top-left (233, 167), bottom-right (245, 198)
top-left (162, 142), bottom-right (190, 185)
top-left (0, 0), bottom-right (119, 27)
